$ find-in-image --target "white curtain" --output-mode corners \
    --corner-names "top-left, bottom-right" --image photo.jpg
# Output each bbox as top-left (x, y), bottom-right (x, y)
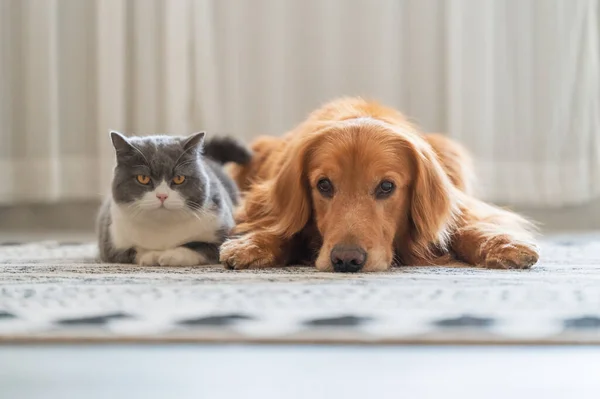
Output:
top-left (0, 0), bottom-right (598, 207)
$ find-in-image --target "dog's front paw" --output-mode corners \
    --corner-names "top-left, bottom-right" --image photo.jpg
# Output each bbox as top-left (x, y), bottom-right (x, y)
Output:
top-left (482, 237), bottom-right (539, 269)
top-left (158, 247), bottom-right (208, 266)
top-left (219, 235), bottom-right (278, 270)
top-left (136, 251), bottom-right (162, 266)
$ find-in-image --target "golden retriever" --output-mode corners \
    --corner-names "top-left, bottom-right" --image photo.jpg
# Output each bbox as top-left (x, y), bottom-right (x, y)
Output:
top-left (220, 97), bottom-right (539, 272)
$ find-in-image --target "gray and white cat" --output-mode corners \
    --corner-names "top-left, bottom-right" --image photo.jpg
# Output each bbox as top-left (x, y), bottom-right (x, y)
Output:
top-left (97, 131), bottom-right (250, 266)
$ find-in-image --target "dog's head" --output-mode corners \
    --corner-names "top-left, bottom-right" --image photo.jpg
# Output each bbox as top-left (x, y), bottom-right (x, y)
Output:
top-left (249, 118), bottom-right (459, 272)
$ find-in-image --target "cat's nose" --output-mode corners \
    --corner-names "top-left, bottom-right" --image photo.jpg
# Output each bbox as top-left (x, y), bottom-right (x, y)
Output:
top-left (156, 193), bottom-right (169, 203)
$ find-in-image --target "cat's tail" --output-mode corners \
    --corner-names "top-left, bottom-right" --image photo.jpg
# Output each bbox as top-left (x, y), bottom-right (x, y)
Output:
top-left (203, 136), bottom-right (252, 165)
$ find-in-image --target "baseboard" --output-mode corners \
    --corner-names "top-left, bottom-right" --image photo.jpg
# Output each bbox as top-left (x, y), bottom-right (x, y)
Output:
top-left (513, 198), bottom-right (600, 232)
top-left (0, 201), bottom-right (100, 232)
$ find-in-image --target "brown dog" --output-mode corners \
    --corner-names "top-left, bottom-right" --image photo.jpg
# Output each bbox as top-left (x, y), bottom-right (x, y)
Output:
top-left (221, 97), bottom-right (539, 272)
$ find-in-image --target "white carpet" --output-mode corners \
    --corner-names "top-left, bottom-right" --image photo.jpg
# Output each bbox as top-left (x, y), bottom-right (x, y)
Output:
top-left (1, 239), bottom-right (599, 344)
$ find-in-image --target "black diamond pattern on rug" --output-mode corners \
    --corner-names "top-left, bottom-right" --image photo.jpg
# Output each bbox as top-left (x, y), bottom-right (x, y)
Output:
top-left (56, 312), bottom-right (133, 326)
top-left (433, 315), bottom-right (495, 328)
top-left (177, 314), bottom-right (255, 326)
top-left (0, 311), bottom-right (16, 320)
top-left (564, 316), bottom-right (600, 329)
top-left (304, 315), bottom-right (371, 327)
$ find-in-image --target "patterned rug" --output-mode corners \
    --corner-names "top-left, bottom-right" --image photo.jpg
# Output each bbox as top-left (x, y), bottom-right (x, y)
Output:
top-left (1, 239), bottom-right (599, 344)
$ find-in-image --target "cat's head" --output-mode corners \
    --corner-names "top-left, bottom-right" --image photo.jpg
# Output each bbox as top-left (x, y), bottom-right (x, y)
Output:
top-left (109, 131), bottom-right (210, 216)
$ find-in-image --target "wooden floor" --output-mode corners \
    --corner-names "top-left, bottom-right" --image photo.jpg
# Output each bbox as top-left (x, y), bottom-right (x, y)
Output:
top-left (1, 345), bottom-right (599, 399)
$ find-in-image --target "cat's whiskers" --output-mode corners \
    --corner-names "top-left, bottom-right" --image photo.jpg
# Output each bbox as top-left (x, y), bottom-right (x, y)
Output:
top-left (186, 205), bottom-right (204, 213)
top-left (128, 203), bottom-right (146, 221)
top-left (126, 197), bottom-right (162, 220)
top-left (187, 200), bottom-right (207, 211)
top-left (187, 208), bottom-right (210, 221)
top-left (184, 205), bottom-right (204, 216)
top-left (175, 159), bottom-right (198, 169)
top-left (182, 205), bottom-right (210, 222)
top-left (126, 202), bottom-right (140, 212)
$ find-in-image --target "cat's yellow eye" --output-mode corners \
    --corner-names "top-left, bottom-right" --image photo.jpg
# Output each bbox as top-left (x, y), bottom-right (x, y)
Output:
top-left (172, 175), bottom-right (186, 185)
top-left (136, 175), bottom-right (150, 185)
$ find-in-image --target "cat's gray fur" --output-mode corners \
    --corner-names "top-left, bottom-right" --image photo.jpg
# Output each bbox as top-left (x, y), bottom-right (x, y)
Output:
top-left (97, 131), bottom-right (249, 266)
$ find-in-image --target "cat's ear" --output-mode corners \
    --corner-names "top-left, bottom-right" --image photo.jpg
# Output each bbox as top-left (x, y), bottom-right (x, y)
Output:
top-left (110, 131), bottom-right (133, 154)
top-left (183, 132), bottom-right (205, 152)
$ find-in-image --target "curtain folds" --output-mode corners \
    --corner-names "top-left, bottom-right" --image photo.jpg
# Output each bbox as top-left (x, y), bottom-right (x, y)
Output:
top-left (0, 0), bottom-right (598, 207)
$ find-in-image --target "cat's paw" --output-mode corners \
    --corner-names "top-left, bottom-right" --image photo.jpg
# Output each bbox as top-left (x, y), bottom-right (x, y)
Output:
top-left (136, 251), bottom-right (162, 266)
top-left (220, 235), bottom-right (278, 270)
top-left (482, 237), bottom-right (539, 269)
top-left (158, 247), bottom-right (208, 267)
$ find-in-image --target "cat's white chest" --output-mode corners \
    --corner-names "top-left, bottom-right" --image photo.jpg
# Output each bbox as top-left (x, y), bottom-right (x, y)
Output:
top-left (109, 203), bottom-right (222, 251)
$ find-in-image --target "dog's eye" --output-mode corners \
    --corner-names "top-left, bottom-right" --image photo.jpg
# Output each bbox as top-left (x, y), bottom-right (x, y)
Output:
top-left (317, 178), bottom-right (334, 197)
top-left (375, 180), bottom-right (395, 199)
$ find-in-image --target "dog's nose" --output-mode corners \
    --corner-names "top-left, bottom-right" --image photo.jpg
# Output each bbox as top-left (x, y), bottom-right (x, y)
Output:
top-left (330, 245), bottom-right (367, 273)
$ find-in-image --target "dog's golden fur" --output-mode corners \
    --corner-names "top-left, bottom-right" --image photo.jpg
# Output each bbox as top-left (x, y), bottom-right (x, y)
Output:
top-left (221, 97), bottom-right (539, 272)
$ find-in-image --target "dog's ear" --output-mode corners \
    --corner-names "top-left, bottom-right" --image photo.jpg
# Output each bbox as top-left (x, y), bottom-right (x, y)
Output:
top-left (241, 135), bottom-right (315, 238)
top-left (405, 137), bottom-right (459, 257)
